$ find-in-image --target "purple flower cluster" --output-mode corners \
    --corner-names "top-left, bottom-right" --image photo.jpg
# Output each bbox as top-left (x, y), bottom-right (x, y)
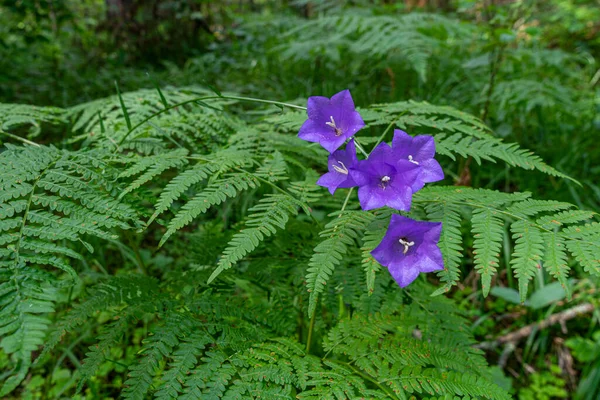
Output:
top-left (298, 90), bottom-right (445, 288)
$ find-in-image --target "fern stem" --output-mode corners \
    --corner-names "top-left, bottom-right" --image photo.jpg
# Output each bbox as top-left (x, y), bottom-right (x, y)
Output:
top-left (0, 129), bottom-right (41, 147)
top-left (332, 361), bottom-right (399, 399)
top-left (305, 309), bottom-right (316, 354)
top-left (306, 187), bottom-right (355, 353)
top-left (116, 95), bottom-right (305, 147)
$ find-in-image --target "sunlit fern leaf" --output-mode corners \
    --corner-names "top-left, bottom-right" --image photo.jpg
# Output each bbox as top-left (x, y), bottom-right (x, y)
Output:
top-left (306, 211), bottom-right (375, 318)
top-left (209, 194), bottom-right (302, 283)
top-left (364, 101), bottom-right (576, 182)
top-left (413, 186), bottom-right (599, 298)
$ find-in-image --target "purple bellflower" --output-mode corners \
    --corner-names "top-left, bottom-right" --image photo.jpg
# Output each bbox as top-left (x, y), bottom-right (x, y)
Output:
top-left (350, 142), bottom-right (419, 211)
top-left (371, 215), bottom-right (444, 288)
top-left (298, 90), bottom-right (365, 153)
top-left (391, 130), bottom-right (444, 192)
top-left (317, 139), bottom-right (358, 195)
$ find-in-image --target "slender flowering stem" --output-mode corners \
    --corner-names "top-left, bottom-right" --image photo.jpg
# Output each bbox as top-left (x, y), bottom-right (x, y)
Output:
top-left (372, 117), bottom-right (402, 150)
top-left (353, 138), bottom-right (370, 159)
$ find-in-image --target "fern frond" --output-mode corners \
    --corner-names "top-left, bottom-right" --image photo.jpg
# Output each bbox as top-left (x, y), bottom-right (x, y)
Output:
top-left (0, 144), bottom-right (139, 392)
top-left (122, 312), bottom-right (198, 400)
top-left (160, 172), bottom-right (260, 246)
top-left (0, 266), bottom-right (56, 396)
top-left (510, 221), bottom-right (546, 302)
top-left (68, 86), bottom-right (237, 151)
top-left (148, 149), bottom-right (254, 226)
top-left (542, 232), bottom-right (571, 298)
top-left (365, 101), bottom-right (575, 182)
top-left (209, 194), bottom-right (301, 283)
top-left (154, 332), bottom-right (212, 400)
top-left (306, 211), bottom-right (375, 317)
top-left (471, 208), bottom-right (504, 296)
top-left (0, 103), bottom-right (66, 138)
top-left (425, 202), bottom-right (463, 296)
top-left (360, 209), bottom-right (393, 294)
top-left (413, 186), bottom-right (600, 297)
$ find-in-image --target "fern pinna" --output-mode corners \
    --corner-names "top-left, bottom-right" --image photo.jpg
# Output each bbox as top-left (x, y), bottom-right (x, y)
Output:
top-left (0, 84), bottom-right (598, 399)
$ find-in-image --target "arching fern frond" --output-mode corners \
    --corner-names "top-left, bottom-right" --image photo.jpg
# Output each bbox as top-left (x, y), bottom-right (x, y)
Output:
top-left (405, 186), bottom-right (599, 298)
top-left (209, 193), bottom-right (302, 283)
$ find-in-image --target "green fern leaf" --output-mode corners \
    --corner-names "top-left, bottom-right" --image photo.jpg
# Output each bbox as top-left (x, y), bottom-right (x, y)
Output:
top-left (209, 194), bottom-right (300, 283)
top-left (510, 221), bottom-right (544, 302)
top-left (471, 208), bottom-right (504, 297)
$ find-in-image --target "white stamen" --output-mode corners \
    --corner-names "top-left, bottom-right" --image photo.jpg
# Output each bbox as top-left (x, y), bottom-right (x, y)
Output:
top-left (325, 116), bottom-right (342, 136)
top-left (408, 155), bottom-right (419, 165)
top-left (325, 116), bottom-right (337, 129)
top-left (332, 161), bottom-right (349, 175)
top-left (399, 238), bottom-right (415, 255)
top-left (381, 176), bottom-right (391, 182)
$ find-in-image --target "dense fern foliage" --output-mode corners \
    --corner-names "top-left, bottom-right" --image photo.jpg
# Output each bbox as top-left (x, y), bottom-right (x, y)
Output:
top-left (1, 81), bottom-right (598, 398)
top-left (1, 0), bottom-right (600, 399)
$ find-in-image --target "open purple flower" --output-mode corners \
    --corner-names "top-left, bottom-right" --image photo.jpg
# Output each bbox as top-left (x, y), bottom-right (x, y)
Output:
top-left (317, 139), bottom-right (358, 195)
top-left (298, 89), bottom-right (365, 153)
top-left (349, 142), bottom-right (419, 211)
top-left (371, 215), bottom-right (444, 288)
top-left (391, 130), bottom-right (444, 192)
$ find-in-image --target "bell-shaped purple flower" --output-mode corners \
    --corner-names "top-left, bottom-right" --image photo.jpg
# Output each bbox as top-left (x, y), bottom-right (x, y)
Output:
top-left (317, 139), bottom-right (358, 195)
top-left (391, 129), bottom-right (444, 192)
top-left (298, 90), bottom-right (365, 153)
top-left (349, 142), bottom-right (419, 211)
top-left (371, 215), bottom-right (444, 288)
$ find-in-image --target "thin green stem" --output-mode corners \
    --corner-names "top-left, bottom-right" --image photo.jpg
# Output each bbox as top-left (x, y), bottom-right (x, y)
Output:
top-left (116, 95), bottom-right (305, 147)
top-left (0, 129), bottom-right (41, 147)
top-left (372, 118), bottom-right (401, 150)
top-left (353, 138), bottom-right (370, 158)
top-left (340, 188), bottom-right (354, 213)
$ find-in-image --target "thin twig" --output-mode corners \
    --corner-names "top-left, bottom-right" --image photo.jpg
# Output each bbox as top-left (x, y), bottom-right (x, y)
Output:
top-left (477, 303), bottom-right (594, 349)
